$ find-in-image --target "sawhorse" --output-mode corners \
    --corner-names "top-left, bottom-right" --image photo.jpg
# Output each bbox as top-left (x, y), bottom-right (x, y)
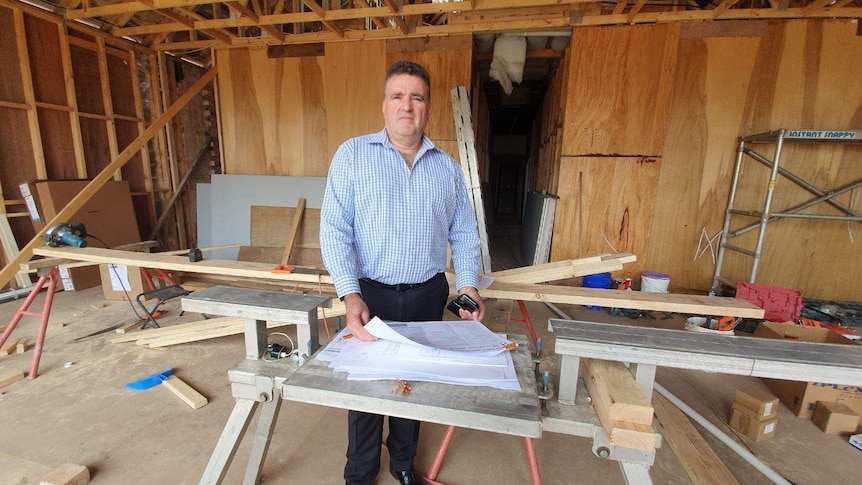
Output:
top-left (181, 286), bottom-right (331, 484)
top-left (0, 267), bottom-right (60, 379)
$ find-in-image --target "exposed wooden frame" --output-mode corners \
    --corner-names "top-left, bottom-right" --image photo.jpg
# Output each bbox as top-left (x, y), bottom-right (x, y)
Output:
top-left (299, 0), bottom-right (345, 38)
top-left (14, 8), bottom-right (46, 180)
top-left (57, 20), bottom-right (87, 178)
top-left (97, 37), bottom-right (123, 182)
top-left (0, 67), bottom-right (218, 289)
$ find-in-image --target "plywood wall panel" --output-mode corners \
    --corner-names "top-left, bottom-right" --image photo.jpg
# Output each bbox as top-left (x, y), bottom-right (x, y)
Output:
top-left (79, 116), bottom-right (111, 176)
top-left (217, 47), bottom-right (328, 176)
top-left (107, 53), bottom-right (136, 117)
top-left (0, 7), bottom-right (25, 103)
top-left (37, 107), bottom-right (77, 180)
top-left (115, 119), bottom-right (145, 191)
top-left (646, 20), bottom-right (862, 300)
top-left (0, 107), bottom-right (36, 195)
top-left (324, 40), bottom-right (387, 161)
top-left (645, 34), bottom-right (761, 293)
top-left (563, 24), bottom-right (679, 157)
top-left (551, 156), bottom-right (660, 277)
top-left (23, 14), bottom-right (66, 106)
top-left (70, 45), bottom-right (104, 115)
top-left (386, 37), bottom-right (472, 143)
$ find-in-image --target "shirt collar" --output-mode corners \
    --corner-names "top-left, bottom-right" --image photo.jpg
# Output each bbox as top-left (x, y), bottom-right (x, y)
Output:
top-left (374, 128), bottom-right (438, 158)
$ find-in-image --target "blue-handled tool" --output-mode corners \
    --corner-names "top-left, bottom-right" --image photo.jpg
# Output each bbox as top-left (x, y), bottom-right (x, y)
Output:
top-left (126, 367), bottom-right (172, 390)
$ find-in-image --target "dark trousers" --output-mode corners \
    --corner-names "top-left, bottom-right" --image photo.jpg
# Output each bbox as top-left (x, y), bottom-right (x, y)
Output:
top-left (344, 273), bottom-right (449, 485)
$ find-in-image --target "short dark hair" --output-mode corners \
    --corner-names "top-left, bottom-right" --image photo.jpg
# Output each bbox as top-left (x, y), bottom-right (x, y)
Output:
top-left (384, 60), bottom-right (431, 101)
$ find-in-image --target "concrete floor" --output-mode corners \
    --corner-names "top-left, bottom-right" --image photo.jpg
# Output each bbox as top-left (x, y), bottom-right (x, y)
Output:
top-left (0, 225), bottom-right (859, 484)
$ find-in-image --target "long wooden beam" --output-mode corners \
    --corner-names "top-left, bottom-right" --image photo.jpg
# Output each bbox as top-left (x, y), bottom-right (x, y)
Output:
top-left (0, 67), bottom-right (218, 289)
top-left (483, 282), bottom-right (765, 318)
top-left (32, 246), bottom-right (334, 285)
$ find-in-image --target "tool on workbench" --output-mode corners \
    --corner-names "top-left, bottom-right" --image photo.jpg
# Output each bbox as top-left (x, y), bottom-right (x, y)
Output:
top-left (42, 222), bottom-right (88, 248)
top-left (188, 248), bottom-right (203, 262)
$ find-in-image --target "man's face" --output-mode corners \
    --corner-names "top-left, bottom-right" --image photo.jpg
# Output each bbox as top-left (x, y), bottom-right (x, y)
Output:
top-left (382, 73), bottom-right (431, 142)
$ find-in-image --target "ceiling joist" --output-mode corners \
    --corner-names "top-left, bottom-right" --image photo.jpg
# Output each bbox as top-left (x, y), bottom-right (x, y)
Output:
top-left (55, 0), bottom-right (862, 53)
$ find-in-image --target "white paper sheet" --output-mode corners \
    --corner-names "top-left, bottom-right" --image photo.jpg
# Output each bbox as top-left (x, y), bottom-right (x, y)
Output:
top-left (364, 317), bottom-right (514, 354)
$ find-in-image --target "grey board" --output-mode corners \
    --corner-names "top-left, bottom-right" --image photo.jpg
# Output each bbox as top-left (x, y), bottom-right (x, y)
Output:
top-left (197, 175), bottom-right (326, 260)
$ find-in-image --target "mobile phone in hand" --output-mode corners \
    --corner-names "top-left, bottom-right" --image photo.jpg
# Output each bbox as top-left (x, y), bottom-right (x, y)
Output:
top-left (446, 294), bottom-right (479, 317)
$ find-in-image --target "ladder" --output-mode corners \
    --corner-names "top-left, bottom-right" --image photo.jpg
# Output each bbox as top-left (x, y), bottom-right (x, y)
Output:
top-left (451, 86), bottom-right (492, 274)
top-left (711, 128), bottom-right (862, 293)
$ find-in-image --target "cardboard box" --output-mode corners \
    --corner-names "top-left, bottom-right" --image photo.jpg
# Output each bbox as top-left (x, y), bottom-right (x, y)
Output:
top-left (58, 266), bottom-right (101, 292)
top-left (100, 265), bottom-right (180, 301)
top-left (812, 401), bottom-right (860, 435)
top-left (99, 264), bottom-right (147, 301)
top-left (730, 408), bottom-right (777, 442)
top-left (754, 322), bottom-right (862, 419)
top-left (733, 386), bottom-right (779, 420)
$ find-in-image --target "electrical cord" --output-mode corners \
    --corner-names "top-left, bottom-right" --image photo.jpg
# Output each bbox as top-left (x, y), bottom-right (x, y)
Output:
top-left (87, 233), bottom-right (146, 321)
top-left (262, 332), bottom-right (298, 362)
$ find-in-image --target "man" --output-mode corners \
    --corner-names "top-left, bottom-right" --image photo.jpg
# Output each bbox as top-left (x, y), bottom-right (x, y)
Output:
top-left (320, 60), bottom-right (485, 485)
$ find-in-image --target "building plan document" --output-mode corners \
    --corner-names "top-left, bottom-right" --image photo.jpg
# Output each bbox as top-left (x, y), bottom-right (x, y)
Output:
top-left (320, 318), bottom-right (520, 390)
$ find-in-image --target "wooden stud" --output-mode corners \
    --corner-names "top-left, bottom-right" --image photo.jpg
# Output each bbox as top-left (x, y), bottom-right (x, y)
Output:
top-left (0, 215), bottom-right (31, 287)
top-left (280, 198), bottom-right (306, 266)
top-left (128, 48), bottom-right (158, 231)
top-left (57, 21), bottom-right (87, 178)
top-left (96, 37), bottom-right (122, 182)
top-left (13, 8), bottom-right (47, 180)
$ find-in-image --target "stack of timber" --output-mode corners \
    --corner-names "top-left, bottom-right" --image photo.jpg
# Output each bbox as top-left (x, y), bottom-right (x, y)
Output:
top-left (112, 300), bottom-right (346, 348)
top-left (580, 358), bottom-right (658, 451)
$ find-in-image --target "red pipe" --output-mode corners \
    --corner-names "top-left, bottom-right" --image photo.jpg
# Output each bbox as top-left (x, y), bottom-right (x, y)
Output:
top-left (426, 425), bottom-right (456, 480)
top-left (28, 270), bottom-right (58, 379)
top-left (524, 437), bottom-right (542, 485)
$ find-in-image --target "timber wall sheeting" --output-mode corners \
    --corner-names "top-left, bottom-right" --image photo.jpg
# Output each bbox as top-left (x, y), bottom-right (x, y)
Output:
top-left (545, 20), bottom-right (860, 300)
top-left (216, 36), bottom-right (473, 177)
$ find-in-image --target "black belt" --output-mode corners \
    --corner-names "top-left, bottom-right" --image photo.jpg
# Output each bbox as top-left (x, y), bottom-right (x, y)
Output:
top-left (360, 273), bottom-right (442, 292)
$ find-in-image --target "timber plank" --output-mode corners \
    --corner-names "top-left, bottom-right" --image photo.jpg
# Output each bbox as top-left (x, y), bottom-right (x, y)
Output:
top-left (33, 246), bottom-right (334, 285)
top-left (0, 369), bottom-right (24, 388)
top-left (162, 375), bottom-right (208, 409)
top-left (485, 282), bottom-right (763, 318)
top-left (653, 393), bottom-right (740, 485)
top-left (580, 358), bottom-right (654, 426)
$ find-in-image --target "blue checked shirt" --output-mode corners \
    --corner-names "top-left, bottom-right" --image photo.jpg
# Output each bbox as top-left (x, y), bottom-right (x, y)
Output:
top-left (320, 128), bottom-right (481, 298)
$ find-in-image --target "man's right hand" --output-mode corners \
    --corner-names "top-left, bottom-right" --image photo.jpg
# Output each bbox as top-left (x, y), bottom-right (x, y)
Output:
top-left (342, 293), bottom-right (377, 341)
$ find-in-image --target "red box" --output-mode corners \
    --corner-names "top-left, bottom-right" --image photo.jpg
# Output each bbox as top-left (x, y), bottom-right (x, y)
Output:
top-left (736, 282), bottom-right (802, 322)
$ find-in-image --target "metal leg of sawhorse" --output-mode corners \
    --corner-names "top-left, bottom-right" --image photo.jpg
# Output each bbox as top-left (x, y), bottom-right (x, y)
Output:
top-left (425, 426), bottom-right (543, 485)
top-left (200, 358), bottom-right (292, 485)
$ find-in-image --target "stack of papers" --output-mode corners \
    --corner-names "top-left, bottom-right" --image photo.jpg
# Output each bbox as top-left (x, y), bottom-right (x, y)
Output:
top-left (317, 317), bottom-right (520, 391)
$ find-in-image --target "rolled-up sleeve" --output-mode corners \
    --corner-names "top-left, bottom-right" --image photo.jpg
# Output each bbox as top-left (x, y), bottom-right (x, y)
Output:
top-left (320, 141), bottom-right (361, 298)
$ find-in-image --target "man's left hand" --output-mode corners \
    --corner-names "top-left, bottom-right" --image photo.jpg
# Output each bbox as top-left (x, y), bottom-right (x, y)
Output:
top-left (457, 286), bottom-right (484, 322)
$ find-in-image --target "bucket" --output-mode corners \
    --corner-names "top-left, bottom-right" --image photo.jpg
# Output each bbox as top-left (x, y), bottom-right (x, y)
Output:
top-left (582, 272), bottom-right (612, 310)
top-left (641, 271), bottom-right (670, 293)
